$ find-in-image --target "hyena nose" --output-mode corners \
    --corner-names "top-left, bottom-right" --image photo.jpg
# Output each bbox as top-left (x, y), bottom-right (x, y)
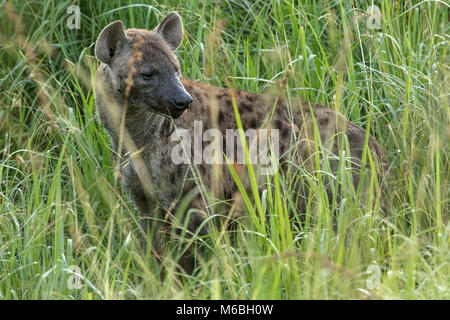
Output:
top-left (172, 94), bottom-right (193, 110)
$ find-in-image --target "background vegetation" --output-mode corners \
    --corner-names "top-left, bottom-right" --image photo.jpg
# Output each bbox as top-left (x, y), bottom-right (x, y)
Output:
top-left (0, 0), bottom-right (448, 299)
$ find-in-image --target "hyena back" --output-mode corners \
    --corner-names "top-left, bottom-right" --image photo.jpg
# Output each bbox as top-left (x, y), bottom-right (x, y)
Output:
top-left (94, 12), bottom-right (388, 272)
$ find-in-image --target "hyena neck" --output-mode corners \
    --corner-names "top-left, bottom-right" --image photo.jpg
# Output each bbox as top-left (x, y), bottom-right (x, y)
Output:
top-left (125, 108), bottom-right (175, 145)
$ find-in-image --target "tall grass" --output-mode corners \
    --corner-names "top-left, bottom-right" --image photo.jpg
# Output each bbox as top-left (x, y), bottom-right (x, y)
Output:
top-left (0, 0), bottom-right (448, 299)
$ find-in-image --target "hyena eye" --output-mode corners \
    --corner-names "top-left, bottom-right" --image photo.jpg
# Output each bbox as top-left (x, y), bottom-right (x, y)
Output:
top-left (141, 72), bottom-right (155, 80)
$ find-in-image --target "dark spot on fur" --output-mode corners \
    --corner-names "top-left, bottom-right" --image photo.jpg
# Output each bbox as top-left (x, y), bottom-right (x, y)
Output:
top-left (274, 119), bottom-right (283, 129)
top-left (219, 111), bottom-right (225, 122)
top-left (319, 117), bottom-right (329, 127)
top-left (177, 165), bottom-right (184, 177)
top-left (241, 102), bottom-right (253, 112)
top-left (217, 92), bottom-right (227, 99)
top-left (250, 119), bottom-right (258, 128)
top-left (276, 107), bottom-right (283, 116)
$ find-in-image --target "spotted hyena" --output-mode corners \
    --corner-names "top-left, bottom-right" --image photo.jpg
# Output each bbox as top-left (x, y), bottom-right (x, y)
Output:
top-left (94, 12), bottom-right (388, 272)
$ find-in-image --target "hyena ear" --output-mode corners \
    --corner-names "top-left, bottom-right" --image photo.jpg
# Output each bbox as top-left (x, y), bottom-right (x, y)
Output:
top-left (155, 11), bottom-right (183, 51)
top-left (95, 20), bottom-right (127, 65)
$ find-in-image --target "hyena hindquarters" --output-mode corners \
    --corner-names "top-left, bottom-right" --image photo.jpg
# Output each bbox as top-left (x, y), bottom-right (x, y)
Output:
top-left (293, 103), bottom-right (389, 216)
top-left (94, 11), bottom-right (389, 273)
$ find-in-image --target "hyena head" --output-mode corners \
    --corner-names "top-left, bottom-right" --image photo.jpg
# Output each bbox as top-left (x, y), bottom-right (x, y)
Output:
top-left (95, 12), bottom-right (192, 118)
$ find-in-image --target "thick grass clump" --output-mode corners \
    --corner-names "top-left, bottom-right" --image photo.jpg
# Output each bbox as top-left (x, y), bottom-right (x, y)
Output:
top-left (0, 0), bottom-right (448, 299)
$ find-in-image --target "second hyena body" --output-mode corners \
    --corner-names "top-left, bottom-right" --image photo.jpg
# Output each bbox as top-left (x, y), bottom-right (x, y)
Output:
top-left (95, 12), bottom-right (388, 270)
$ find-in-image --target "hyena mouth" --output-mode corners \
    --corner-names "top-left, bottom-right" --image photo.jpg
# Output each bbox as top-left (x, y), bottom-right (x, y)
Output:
top-left (168, 109), bottom-right (186, 118)
top-left (147, 104), bottom-right (185, 119)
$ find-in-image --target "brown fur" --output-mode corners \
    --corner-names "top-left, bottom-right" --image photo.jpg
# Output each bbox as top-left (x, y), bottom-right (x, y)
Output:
top-left (94, 13), bottom-right (388, 273)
